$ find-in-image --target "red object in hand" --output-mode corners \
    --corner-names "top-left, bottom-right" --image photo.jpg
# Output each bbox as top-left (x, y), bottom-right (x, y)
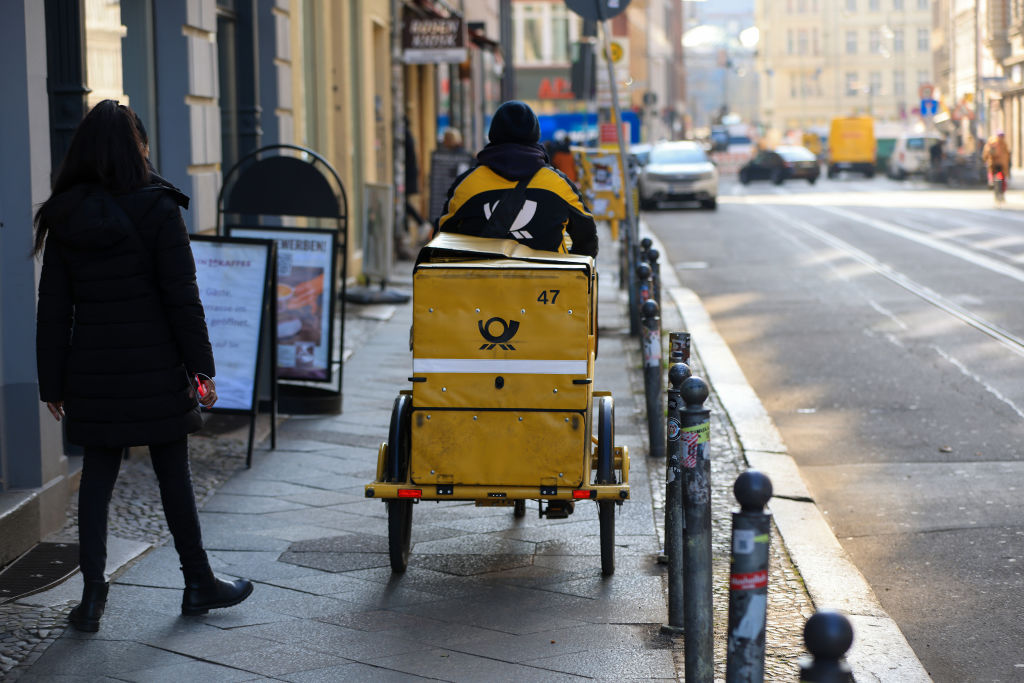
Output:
top-left (195, 375), bottom-right (208, 398)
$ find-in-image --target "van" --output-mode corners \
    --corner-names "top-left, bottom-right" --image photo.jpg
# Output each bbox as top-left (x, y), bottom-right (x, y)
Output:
top-left (887, 133), bottom-right (942, 179)
top-left (827, 116), bottom-right (876, 178)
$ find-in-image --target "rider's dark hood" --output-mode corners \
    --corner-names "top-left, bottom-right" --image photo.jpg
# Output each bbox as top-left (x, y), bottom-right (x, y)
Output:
top-left (476, 142), bottom-right (550, 181)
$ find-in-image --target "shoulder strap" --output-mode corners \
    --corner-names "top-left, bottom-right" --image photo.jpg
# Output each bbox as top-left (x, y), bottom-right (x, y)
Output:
top-left (480, 173), bottom-right (534, 239)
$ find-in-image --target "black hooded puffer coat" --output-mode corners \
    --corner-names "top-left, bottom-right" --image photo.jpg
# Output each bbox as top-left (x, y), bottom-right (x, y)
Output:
top-left (36, 181), bottom-right (215, 448)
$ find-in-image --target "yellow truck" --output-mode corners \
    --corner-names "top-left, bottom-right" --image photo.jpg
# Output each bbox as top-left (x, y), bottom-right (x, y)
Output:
top-left (827, 116), bottom-right (876, 178)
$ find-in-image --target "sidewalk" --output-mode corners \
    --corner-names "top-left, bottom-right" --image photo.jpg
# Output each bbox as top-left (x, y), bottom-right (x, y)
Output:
top-left (9, 223), bottom-right (821, 681)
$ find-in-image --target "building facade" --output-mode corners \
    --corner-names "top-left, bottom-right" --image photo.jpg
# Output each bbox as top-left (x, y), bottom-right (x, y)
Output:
top-left (755, 0), bottom-right (933, 134)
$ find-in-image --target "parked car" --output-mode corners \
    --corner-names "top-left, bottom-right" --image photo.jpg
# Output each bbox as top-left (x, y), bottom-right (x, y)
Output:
top-left (887, 133), bottom-right (943, 179)
top-left (638, 141), bottom-right (719, 210)
top-left (738, 145), bottom-right (821, 185)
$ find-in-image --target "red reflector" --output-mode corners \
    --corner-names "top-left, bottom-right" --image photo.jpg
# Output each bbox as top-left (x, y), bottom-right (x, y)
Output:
top-left (397, 489), bottom-right (422, 498)
top-left (572, 490), bottom-right (591, 499)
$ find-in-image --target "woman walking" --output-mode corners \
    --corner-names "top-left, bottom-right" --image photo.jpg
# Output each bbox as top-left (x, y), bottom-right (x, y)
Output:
top-left (34, 100), bottom-right (253, 632)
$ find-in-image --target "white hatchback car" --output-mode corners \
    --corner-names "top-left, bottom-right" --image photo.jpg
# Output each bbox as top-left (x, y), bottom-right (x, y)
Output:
top-left (638, 141), bottom-right (719, 210)
top-left (888, 133), bottom-right (942, 179)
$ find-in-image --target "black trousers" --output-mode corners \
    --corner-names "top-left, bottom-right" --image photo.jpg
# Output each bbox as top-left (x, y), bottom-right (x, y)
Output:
top-left (78, 437), bottom-right (208, 582)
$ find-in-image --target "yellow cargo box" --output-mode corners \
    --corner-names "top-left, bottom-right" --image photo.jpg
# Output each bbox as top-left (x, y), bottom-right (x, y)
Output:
top-left (410, 410), bottom-right (587, 487)
top-left (411, 235), bottom-right (595, 412)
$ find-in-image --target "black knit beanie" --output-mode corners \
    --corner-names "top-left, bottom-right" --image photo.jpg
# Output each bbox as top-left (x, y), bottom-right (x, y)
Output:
top-left (488, 100), bottom-right (541, 145)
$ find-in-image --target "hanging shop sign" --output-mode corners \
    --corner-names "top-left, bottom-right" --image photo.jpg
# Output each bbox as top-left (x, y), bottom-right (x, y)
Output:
top-left (403, 10), bottom-right (467, 64)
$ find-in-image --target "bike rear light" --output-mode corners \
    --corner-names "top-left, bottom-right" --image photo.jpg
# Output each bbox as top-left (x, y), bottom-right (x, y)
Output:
top-left (397, 489), bottom-right (422, 498)
top-left (573, 489), bottom-right (595, 499)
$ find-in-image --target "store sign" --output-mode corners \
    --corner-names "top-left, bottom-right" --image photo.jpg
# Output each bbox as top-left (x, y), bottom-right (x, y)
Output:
top-left (403, 11), bottom-right (467, 64)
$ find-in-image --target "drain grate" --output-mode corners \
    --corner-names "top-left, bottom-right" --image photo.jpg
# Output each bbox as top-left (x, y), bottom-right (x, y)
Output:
top-left (0, 542), bottom-right (79, 604)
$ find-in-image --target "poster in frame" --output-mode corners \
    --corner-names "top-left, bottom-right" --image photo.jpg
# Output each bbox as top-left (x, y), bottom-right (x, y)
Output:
top-left (227, 227), bottom-right (338, 382)
top-left (189, 235), bottom-right (275, 413)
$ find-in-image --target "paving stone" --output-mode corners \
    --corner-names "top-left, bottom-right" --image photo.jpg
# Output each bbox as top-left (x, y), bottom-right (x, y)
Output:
top-left (278, 661), bottom-right (425, 682)
top-left (363, 646), bottom-right (589, 681)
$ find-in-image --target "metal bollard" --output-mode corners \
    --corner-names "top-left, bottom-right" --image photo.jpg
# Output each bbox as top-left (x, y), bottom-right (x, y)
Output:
top-left (636, 261), bottom-right (652, 303)
top-left (680, 374), bottom-right (713, 682)
top-left (661, 362), bottom-right (691, 634)
top-left (641, 300), bottom-right (665, 459)
top-left (640, 236), bottom-right (653, 265)
top-left (798, 611), bottom-right (855, 682)
top-left (670, 331), bottom-right (691, 365)
top-left (647, 248), bottom-right (662, 311)
top-left (726, 470), bottom-right (774, 683)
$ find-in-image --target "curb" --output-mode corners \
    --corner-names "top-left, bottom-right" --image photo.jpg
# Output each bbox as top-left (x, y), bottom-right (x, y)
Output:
top-left (641, 224), bottom-right (932, 682)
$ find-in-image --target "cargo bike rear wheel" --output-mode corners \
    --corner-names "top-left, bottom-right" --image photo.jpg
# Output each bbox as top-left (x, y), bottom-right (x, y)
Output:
top-left (597, 396), bottom-right (616, 576)
top-left (387, 395), bottom-right (413, 572)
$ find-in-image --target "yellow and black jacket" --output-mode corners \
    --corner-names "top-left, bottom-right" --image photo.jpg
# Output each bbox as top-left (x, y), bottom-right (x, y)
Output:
top-left (436, 142), bottom-right (598, 256)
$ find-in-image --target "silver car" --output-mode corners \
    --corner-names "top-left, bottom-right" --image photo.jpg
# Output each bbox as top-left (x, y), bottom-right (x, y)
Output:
top-left (638, 141), bottom-right (719, 210)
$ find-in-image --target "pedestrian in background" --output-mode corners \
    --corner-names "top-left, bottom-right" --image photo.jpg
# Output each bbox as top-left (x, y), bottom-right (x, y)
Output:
top-left (34, 99), bottom-right (253, 632)
top-left (982, 130), bottom-right (1011, 186)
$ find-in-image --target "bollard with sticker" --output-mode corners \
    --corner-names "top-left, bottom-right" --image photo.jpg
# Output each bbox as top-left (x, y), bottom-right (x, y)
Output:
top-left (680, 373), bottom-right (712, 681)
top-left (798, 610), bottom-right (855, 682)
top-left (641, 300), bottom-right (665, 459)
top-left (726, 470), bottom-right (773, 682)
top-left (661, 362), bottom-right (690, 633)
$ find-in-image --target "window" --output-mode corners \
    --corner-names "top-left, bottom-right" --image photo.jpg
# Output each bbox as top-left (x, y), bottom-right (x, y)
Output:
top-left (519, 5), bottom-right (543, 62)
top-left (514, 3), bottom-right (576, 65)
top-left (797, 0), bottom-right (807, 11)
top-left (845, 71), bottom-right (859, 96)
top-left (869, 71), bottom-right (882, 94)
top-left (798, 29), bottom-right (809, 54)
top-left (846, 30), bottom-right (857, 54)
top-left (917, 28), bottom-right (929, 51)
top-left (917, 70), bottom-right (929, 88)
top-left (813, 28), bottom-right (820, 55)
top-left (893, 28), bottom-right (904, 52)
top-left (893, 69), bottom-right (905, 96)
top-left (551, 5), bottom-right (570, 62)
top-left (791, 74), bottom-right (798, 98)
top-left (893, 0), bottom-right (904, 8)
top-left (788, 29), bottom-right (795, 54)
top-left (917, 0), bottom-right (927, 8)
top-left (869, 28), bottom-right (881, 52)
top-left (846, 0), bottom-right (856, 11)
top-left (869, 0), bottom-right (879, 9)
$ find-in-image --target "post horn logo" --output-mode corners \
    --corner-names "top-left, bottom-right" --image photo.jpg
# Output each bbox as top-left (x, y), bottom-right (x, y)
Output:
top-left (478, 317), bottom-right (520, 350)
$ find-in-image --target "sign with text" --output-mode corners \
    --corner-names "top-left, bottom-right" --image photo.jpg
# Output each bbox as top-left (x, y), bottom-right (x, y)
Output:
top-left (229, 227), bottom-right (337, 382)
top-left (402, 10), bottom-right (467, 64)
top-left (190, 237), bottom-right (274, 412)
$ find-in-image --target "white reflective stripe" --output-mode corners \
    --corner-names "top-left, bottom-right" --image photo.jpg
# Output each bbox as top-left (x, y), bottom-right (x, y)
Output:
top-left (413, 358), bottom-right (588, 374)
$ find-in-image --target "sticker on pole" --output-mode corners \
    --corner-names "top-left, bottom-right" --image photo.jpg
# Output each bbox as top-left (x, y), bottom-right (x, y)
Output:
top-left (733, 528), bottom-right (755, 555)
top-left (730, 570), bottom-right (768, 591)
top-left (667, 418), bottom-right (681, 442)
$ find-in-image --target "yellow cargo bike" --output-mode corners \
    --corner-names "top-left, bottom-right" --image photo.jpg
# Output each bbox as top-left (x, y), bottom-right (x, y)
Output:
top-left (365, 234), bottom-right (629, 575)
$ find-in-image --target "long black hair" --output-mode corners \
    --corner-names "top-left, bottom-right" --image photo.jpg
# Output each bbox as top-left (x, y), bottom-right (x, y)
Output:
top-left (33, 99), bottom-right (149, 255)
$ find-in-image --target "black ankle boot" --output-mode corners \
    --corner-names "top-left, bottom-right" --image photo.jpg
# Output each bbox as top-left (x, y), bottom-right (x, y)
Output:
top-left (181, 566), bottom-right (253, 616)
top-left (68, 580), bottom-right (109, 632)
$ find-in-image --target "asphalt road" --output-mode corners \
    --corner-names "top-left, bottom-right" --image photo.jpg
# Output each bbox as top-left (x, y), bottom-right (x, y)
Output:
top-left (644, 174), bottom-right (1024, 683)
